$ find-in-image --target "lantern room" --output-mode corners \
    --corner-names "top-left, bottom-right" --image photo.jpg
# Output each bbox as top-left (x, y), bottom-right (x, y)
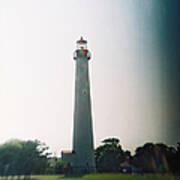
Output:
top-left (77, 37), bottom-right (87, 49)
top-left (74, 37), bottom-right (91, 60)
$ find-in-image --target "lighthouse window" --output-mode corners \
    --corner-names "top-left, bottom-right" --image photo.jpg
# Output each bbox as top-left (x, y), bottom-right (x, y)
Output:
top-left (82, 89), bottom-right (87, 95)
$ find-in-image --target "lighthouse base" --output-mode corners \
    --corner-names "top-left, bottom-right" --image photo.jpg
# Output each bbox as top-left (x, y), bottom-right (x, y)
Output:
top-left (61, 151), bottom-right (96, 174)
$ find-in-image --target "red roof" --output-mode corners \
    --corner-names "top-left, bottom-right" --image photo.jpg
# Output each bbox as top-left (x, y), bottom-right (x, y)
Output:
top-left (62, 150), bottom-right (73, 154)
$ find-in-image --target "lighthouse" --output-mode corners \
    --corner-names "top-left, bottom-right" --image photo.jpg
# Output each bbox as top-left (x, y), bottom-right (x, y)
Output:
top-left (62, 37), bottom-right (96, 173)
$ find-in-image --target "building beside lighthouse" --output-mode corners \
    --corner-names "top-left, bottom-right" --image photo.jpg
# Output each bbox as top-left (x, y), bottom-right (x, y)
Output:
top-left (62, 37), bottom-right (96, 173)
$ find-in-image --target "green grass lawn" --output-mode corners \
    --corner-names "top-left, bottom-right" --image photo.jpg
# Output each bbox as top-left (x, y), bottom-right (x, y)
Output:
top-left (30, 174), bottom-right (180, 180)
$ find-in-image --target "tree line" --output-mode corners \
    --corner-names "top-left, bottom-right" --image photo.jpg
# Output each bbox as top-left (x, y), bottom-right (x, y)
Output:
top-left (0, 138), bottom-right (179, 178)
top-left (95, 138), bottom-right (180, 174)
top-left (0, 139), bottom-right (49, 179)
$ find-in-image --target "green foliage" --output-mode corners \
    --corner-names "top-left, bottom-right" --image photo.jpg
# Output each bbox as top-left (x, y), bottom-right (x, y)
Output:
top-left (54, 160), bottom-right (68, 174)
top-left (0, 139), bottom-right (49, 177)
top-left (132, 142), bottom-right (177, 173)
top-left (95, 138), bottom-right (130, 172)
top-left (173, 142), bottom-right (180, 173)
top-left (95, 139), bottom-right (180, 174)
top-left (102, 138), bottom-right (119, 145)
top-left (0, 138), bottom-right (179, 176)
top-left (46, 158), bottom-right (68, 174)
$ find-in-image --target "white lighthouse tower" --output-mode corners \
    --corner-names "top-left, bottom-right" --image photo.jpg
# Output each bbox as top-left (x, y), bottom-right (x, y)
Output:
top-left (62, 37), bottom-right (96, 174)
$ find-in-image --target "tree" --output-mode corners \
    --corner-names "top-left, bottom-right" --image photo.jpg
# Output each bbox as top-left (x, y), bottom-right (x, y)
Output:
top-left (0, 139), bottom-right (50, 179)
top-left (0, 139), bottom-right (22, 178)
top-left (95, 138), bottom-right (130, 172)
top-left (173, 142), bottom-right (180, 174)
top-left (132, 142), bottom-right (176, 173)
top-left (45, 157), bottom-right (68, 175)
top-left (19, 140), bottom-right (50, 177)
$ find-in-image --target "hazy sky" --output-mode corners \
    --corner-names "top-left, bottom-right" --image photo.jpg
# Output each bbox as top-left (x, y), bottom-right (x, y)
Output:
top-left (0, 0), bottom-right (180, 155)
